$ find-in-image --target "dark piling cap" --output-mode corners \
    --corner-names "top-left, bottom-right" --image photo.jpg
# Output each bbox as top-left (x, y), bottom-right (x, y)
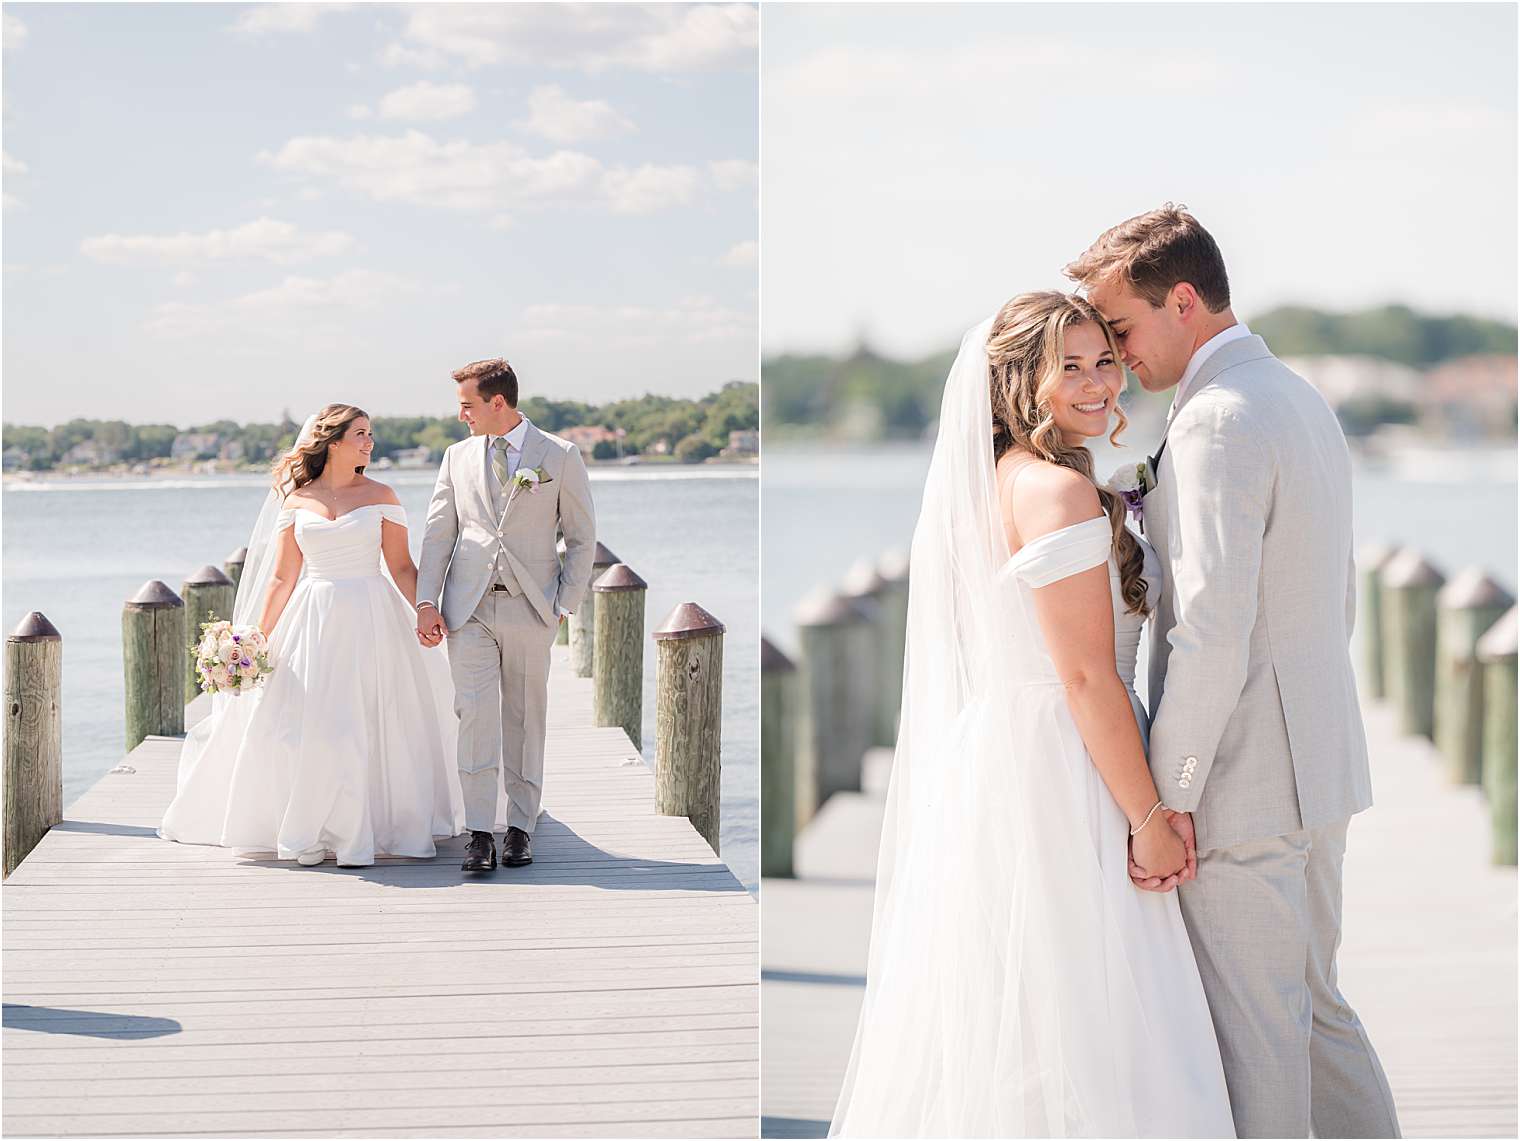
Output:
top-left (593, 541), bottom-right (620, 567)
top-left (184, 565), bottom-right (234, 588)
top-left (878, 549), bottom-right (909, 583)
top-left (225, 546), bottom-right (249, 565)
top-left (761, 636), bottom-right (795, 673)
top-left (841, 559), bottom-right (887, 599)
top-left (653, 602), bottom-right (725, 641)
top-left (1381, 549), bottom-right (1445, 590)
top-left (1438, 567), bottom-right (1514, 612)
top-left (1477, 606), bottom-right (1518, 662)
top-left (794, 588), bottom-right (870, 628)
top-left (127, 580), bottom-right (184, 610)
top-left (9, 612), bottom-right (60, 642)
top-left (593, 563), bottom-right (648, 593)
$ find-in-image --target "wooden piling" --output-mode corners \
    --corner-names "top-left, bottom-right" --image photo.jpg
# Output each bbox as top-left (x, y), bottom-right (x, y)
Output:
top-left (761, 637), bottom-right (797, 879)
top-left (570, 541), bottom-right (620, 679)
top-left (180, 565), bottom-right (235, 703)
top-left (877, 549), bottom-right (910, 744)
top-left (1358, 542), bottom-right (1396, 699)
top-left (1436, 569), bottom-right (1513, 784)
top-left (794, 589), bottom-right (875, 818)
top-left (592, 563), bottom-right (647, 749)
top-left (1381, 549), bottom-right (1445, 740)
top-left (223, 546), bottom-right (248, 592)
top-left (653, 603), bottom-right (725, 854)
top-left (1478, 606), bottom-right (1517, 866)
top-left (122, 581), bottom-right (187, 752)
top-left (4, 612), bottom-right (62, 879)
top-left (841, 560), bottom-right (890, 748)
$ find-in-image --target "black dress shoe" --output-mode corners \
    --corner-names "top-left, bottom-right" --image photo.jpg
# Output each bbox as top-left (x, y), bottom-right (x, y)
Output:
top-left (502, 826), bottom-right (533, 867)
top-left (461, 830), bottom-right (496, 872)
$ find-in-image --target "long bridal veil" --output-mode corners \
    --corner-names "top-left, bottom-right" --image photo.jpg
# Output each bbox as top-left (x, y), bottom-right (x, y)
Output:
top-left (829, 318), bottom-right (1141, 1136)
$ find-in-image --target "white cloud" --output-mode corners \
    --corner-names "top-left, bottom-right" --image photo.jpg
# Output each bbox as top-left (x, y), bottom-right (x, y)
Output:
top-left (520, 85), bottom-right (635, 145)
top-left (709, 159), bottom-right (757, 192)
top-left (262, 130), bottom-right (601, 212)
top-left (3, 151), bottom-right (27, 175)
top-left (146, 269), bottom-right (417, 338)
top-left (81, 218), bottom-right (356, 266)
top-left (172, 271), bottom-right (197, 288)
top-left (381, 3), bottom-right (756, 74)
top-left (231, 3), bottom-right (351, 38)
top-left (347, 103), bottom-right (372, 120)
top-left (3, 11), bottom-right (26, 51)
top-left (378, 80), bottom-right (477, 122)
top-left (601, 163), bottom-right (699, 215)
top-left (263, 130), bottom-right (713, 216)
top-left (721, 240), bottom-right (757, 268)
top-left (488, 214), bottom-right (515, 231)
top-left (516, 295), bottom-right (753, 350)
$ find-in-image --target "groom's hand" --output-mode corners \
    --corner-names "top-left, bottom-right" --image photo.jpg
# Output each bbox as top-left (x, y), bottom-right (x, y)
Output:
top-left (1128, 810), bottom-right (1197, 892)
top-left (416, 604), bottom-right (445, 647)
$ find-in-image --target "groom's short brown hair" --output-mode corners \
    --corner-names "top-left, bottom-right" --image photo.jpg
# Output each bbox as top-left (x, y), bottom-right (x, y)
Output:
top-left (452, 358), bottom-right (518, 408)
top-left (1065, 203), bottom-right (1231, 313)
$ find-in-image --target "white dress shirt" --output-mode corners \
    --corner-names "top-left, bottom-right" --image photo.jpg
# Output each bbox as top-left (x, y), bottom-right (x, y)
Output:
top-left (1168, 322), bottom-right (1252, 423)
top-left (487, 415), bottom-right (531, 492)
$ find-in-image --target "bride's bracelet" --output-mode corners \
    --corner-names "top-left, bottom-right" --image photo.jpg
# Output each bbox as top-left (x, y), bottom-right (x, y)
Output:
top-left (1129, 800), bottom-right (1164, 836)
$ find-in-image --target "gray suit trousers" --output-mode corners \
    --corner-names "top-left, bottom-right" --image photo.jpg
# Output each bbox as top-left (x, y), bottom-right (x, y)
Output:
top-left (447, 589), bottom-right (558, 835)
top-left (1179, 818), bottom-right (1400, 1138)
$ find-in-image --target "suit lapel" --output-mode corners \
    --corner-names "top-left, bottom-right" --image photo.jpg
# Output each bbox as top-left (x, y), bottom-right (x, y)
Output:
top-left (496, 421), bottom-right (549, 530)
top-left (1149, 334), bottom-right (1274, 477)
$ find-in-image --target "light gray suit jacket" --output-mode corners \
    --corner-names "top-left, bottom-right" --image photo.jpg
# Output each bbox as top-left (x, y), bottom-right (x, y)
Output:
top-left (1145, 335), bottom-right (1372, 852)
top-left (416, 421), bottom-right (597, 633)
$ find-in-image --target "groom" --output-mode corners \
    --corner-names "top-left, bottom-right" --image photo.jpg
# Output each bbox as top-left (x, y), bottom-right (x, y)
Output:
top-left (416, 358), bottom-right (596, 873)
top-left (1068, 206), bottom-right (1400, 1138)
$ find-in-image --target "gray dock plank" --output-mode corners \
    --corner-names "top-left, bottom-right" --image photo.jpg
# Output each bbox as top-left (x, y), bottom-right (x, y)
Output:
top-left (761, 701), bottom-right (1517, 1138)
top-left (4, 646), bottom-right (758, 1137)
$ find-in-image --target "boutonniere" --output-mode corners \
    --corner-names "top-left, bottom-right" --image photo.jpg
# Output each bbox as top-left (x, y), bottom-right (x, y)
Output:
top-left (511, 466), bottom-right (552, 493)
top-left (1106, 460), bottom-right (1157, 529)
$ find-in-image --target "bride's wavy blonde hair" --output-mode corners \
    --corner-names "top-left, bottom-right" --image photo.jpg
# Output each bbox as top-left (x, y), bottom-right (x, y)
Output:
top-left (989, 291), bottom-right (1149, 616)
top-left (271, 404), bottom-right (369, 498)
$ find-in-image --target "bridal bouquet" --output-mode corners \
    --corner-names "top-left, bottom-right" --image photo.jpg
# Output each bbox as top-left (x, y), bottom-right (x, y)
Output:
top-left (193, 619), bottom-right (273, 696)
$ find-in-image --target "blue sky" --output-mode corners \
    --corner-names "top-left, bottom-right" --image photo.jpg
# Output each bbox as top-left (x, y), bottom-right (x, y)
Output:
top-left (2, 3), bottom-right (758, 425)
top-left (763, 2), bottom-right (1518, 358)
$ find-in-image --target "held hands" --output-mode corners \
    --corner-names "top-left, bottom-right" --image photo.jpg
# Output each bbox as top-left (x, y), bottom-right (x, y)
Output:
top-left (415, 604), bottom-right (445, 648)
top-left (1128, 809), bottom-right (1197, 893)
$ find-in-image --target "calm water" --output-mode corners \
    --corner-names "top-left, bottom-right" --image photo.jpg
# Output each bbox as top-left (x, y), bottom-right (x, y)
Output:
top-left (3, 466), bottom-right (760, 891)
top-left (763, 442), bottom-right (1518, 706)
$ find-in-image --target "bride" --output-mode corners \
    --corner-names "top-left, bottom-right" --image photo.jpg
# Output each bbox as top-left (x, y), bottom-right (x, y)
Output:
top-left (831, 293), bottom-right (1234, 1137)
top-left (159, 404), bottom-right (464, 867)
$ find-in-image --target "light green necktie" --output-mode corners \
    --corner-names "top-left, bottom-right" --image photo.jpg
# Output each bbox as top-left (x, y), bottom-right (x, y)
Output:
top-left (492, 437), bottom-right (510, 497)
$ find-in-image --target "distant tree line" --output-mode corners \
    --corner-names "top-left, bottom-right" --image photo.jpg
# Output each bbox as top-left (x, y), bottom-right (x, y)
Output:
top-left (764, 304), bottom-right (1517, 440)
top-left (3, 382), bottom-right (758, 472)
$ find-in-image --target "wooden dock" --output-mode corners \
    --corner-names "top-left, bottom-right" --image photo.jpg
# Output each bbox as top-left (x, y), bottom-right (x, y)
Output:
top-left (3, 645), bottom-right (758, 1138)
top-left (761, 700), bottom-right (1517, 1138)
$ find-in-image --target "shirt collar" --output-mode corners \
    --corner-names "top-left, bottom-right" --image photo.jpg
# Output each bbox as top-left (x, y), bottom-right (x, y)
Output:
top-left (492, 416), bottom-right (530, 450)
top-left (1172, 322), bottom-right (1252, 413)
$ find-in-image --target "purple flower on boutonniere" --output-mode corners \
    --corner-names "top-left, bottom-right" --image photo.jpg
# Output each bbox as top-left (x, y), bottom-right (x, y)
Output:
top-left (1106, 460), bottom-right (1158, 530)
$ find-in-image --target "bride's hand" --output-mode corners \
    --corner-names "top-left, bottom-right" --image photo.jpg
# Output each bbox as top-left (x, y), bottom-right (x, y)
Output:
top-left (1130, 812), bottom-right (1187, 884)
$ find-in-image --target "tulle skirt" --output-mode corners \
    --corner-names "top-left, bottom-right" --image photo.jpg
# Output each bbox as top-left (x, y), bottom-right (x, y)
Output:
top-left (831, 683), bottom-right (1235, 1138)
top-left (159, 574), bottom-right (465, 866)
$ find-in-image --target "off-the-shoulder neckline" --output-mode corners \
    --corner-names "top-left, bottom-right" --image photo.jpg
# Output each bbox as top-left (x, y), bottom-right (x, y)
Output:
top-left (284, 503), bottom-right (401, 524)
top-left (997, 514), bottom-right (1109, 576)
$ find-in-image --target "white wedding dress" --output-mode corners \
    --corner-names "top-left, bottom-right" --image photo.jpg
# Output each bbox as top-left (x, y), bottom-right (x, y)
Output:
top-left (830, 316), bottom-right (1235, 1137)
top-left (159, 503), bottom-right (465, 865)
